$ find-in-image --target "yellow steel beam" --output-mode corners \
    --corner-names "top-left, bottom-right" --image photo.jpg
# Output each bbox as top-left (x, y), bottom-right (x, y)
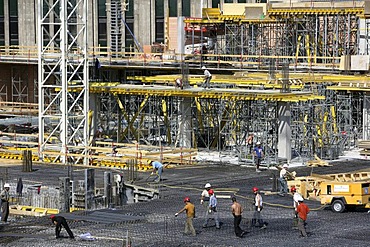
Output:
top-left (116, 96), bottom-right (140, 140)
top-left (268, 8), bottom-right (363, 16)
top-left (90, 84), bottom-right (323, 102)
top-left (195, 98), bottom-right (204, 134)
top-left (162, 99), bottom-right (172, 144)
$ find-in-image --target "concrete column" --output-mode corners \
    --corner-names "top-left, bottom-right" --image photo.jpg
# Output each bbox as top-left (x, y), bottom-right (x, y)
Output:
top-left (135, 0), bottom-right (151, 46)
top-left (151, 0), bottom-right (155, 43)
top-left (4, 0), bottom-right (9, 46)
top-left (88, 0), bottom-right (97, 49)
top-left (191, 0), bottom-right (203, 18)
top-left (106, 0), bottom-right (112, 50)
top-left (59, 177), bottom-right (70, 213)
top-left (363, 94), bottom-right (370, 140)
top-left (18, 0), bottom-right (36, 46)
top-left (178, 0), bottom-right (182, 17)
top-left (104, 171), bottom-right (113, 207)
top-left (278, 102), bottom-right (292, 162)
top-left (164, 0), bottom-right (169, 46)
top-left (177, 16), bottom-right (185, 56)
top-left (177, 98), bottom-right (192, 148)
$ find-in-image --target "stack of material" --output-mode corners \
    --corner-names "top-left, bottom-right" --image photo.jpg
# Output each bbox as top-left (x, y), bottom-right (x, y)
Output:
top-left (22, 150), bottom-right (33, 172)
top-left (306, 154), bottom-right (332, 167)
top-left (359, 140), bottom-right (370, 156)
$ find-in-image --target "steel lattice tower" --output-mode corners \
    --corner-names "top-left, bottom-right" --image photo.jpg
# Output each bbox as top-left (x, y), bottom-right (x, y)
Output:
top-left (38, 0), bottom-right (89, 165)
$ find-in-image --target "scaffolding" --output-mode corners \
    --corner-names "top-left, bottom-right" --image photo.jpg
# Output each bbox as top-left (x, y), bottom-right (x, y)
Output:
top-left (2, 1), bottom-right (370, 166)
top-left (38, 0), bottom-right (89, 165)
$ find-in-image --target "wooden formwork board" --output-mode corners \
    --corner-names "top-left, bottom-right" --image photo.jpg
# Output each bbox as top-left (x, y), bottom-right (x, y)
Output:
top-left (0, 144), bottom-right (198, 169)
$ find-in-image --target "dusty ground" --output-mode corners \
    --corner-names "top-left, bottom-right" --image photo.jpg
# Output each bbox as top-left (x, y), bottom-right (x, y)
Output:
top-left (0, 158), bottom-right (369, 247)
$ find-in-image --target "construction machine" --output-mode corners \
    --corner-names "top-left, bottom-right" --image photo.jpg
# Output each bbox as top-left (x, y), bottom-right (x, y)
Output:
top-left (320, 181), bottom-right (370, 213)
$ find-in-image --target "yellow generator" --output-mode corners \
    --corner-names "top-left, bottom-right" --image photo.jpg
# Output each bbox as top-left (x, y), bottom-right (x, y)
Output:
top-left (320, 181), bottom-right (370, 213)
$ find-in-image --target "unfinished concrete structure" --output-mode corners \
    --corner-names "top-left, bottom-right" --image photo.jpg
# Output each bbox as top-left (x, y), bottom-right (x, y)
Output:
top-left (1, 0), bottom-right (370, 168)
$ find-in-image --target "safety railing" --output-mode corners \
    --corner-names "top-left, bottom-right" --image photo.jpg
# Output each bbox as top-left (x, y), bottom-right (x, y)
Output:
top-left (0, 45), bottom-right (342, 71)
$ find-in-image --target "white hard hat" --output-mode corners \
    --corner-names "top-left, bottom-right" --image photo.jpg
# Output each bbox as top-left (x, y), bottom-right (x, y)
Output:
top-left (256, 141), bottom-right (261, 145)
top-left (283, 164), bottom-right (289, 168)
top-left (4, 183), bottom-right (10, 188)
top-left (205, 183), bottom-right (211, 188)
top-left (202, 66), bottom-right (206, 70)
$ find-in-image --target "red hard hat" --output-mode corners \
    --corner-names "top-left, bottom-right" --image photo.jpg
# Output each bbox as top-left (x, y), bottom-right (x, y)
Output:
top-left (184, 197), bottom-right (190, 202)
top-left (252, 187), bottom-right (259, 192)
top-left (290, 186), bottom-right (297, 192)
top-left (50, 215), bottom-right (55, 219)
top-left (208, 189), bottom-right (214, 195)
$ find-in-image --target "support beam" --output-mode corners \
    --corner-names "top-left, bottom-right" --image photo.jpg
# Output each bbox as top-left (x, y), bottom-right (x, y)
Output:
top-left (177, 98), bottom-right (192, 148)
top-left (278, 102), bottom-right (292, 162)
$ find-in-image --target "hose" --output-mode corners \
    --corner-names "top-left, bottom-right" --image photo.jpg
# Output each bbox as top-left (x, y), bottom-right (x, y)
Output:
top-left (158, 183), bottom-right (326, 211)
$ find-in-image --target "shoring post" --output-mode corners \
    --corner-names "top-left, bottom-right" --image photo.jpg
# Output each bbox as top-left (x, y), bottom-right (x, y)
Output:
top-left (180, 147), bottom-right (183, 165)
top-left (160, 145), bottom-right (163, 163)
top-left (240, 54), bottom-right (243, 69)
top-left (218, 55), bottom-right (220, 69)
top-left (65, 145), bottom-right (68, 165)
top-left (38, 144), bottom-right (41, 161)
top-left (136, 143), bottom-right (139, 160)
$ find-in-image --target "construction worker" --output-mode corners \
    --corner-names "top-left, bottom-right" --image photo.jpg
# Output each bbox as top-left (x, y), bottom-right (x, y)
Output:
top-left (246, 133), bottom-right (254, 155)
top-left (50, 215), bottom-right (75, 239)
top-left (296, 198), bottom-right (310, 237)
top-left (0, 183), bottom-right (10, 222)
top-left (175, 78), bottom-right (183, 89)
top-left (252, 187), bottom-right (267, 229)
top-left (175, 197), bottom-right (196, 236)
top-left (201, 66), bottom-right (212, 89)
top-left (253, 141), bottom-right (264, 172)
top-left (279, 164), bottom-right (289, 195)
top-left (200, 183), bottom-right (212, 222)
top-left (231, 197), bottom-right (247, 238)
top-left (291, 186), bottom-right (303, 229)
top-left (203, 189), bottom-right (220, 229)
top-left (149, 160), bottom-right (163, 182)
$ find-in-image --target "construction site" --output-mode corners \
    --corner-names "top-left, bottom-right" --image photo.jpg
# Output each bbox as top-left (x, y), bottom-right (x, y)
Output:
top-left (0, 0), bottom-right (370, 246)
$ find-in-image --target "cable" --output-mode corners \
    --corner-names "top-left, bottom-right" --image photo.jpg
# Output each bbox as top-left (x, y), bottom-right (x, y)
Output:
top-left (157, 183), bottom-right (326, 211)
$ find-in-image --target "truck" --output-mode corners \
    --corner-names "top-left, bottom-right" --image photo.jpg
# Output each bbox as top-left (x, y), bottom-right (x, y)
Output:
top-left (320, 181), bottom-right (370, 213)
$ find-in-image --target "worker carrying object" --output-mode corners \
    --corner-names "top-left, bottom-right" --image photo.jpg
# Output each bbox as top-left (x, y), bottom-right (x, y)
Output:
top-left (279, 164), bottom-right (289, 195)
top-left (201, 66), bottom-right (212, 89)
top-left (0, 183), bottom-right (10, 222)
top-left (175, 197), bottom-right (196, 236)
top-left (149, 160), bottom-right (163, 182)
top-left (50, 215), bottom-right (75, 239)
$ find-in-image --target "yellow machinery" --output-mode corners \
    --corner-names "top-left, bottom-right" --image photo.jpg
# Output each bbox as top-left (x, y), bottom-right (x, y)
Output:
top-left (320, 181), bottom-right (370, 213)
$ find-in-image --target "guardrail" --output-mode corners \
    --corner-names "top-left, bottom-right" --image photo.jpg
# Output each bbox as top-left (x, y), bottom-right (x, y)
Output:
top-left (0, 45), bottom-right (341, 71)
